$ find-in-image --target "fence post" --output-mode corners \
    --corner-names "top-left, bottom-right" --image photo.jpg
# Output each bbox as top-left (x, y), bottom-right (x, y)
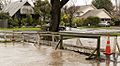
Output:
top-left (59, 35), bottom-right (63, 49)
top-left (22, 33), bottom-right (25, 46)
top-left (4, 32), bottom-right (7, 47)
top-left (52, 35), bottom-right (55, 46)
top-left (12, 30), bottom-right (15, 46)
top-left (96, 36), bottom-right (101, 60)
top-left (116, 36), bottom-right (120, 53)
top-left (113, 36), bottom-right (117, 60)
top-left (37, 33), bottom-right (40, 47)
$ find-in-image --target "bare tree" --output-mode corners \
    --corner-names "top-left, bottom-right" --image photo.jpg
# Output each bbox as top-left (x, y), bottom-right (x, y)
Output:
top-left (63, 0), bottom-right (77, 30)
top-left (0, 0), bottom-right (11, 9)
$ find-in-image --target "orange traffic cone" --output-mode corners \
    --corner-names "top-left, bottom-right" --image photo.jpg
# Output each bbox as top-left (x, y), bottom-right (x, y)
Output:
top-left (104, 36), bottom-right (111, 55)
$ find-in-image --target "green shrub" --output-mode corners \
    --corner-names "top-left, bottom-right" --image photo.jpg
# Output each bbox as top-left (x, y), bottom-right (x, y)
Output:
top-left (83, 16), bottom-right (100, 26)
top-left (72, 18), bottom-right (85, 27)
top-left (111, 17), bottom-right (120, 26)
top-left (0, 12), bottom-right (10, 19)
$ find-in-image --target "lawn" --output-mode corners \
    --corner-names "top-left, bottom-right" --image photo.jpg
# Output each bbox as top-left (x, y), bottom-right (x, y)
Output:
top-left (0, 27), bottom-right (41, 31)
top-left (77, 26), bottom-right (115, 30)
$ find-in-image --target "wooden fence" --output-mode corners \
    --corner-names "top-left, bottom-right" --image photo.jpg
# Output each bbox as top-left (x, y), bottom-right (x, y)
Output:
top-left (0, 31), bottom-right (120, 60)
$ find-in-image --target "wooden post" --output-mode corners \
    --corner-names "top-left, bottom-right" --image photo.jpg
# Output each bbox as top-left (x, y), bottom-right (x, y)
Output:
top-left (39, 34), bottom-right (41, 47)
top-left (52, 35), bottom-right (55, 46)
top-left (37, 33), bottom-right (40, 48)
top-left (76, 38), bottom-right (83, 46)
top-left (113, 36), bottom-right (117, 60)
top-left (116, 36), bottom-right (120, 53)
top-left (59, 35), bottom-right (63, 49)
top-left (4, 32), bottom-right (7, 47)
top-left (86, 36), bottom-right (101, 60)
top-left (96, 36), bottom-right (101, 60)
top-left (22, 33), bottom-right (25, 46)
top-left (12, 31), bottom-right (15, 46)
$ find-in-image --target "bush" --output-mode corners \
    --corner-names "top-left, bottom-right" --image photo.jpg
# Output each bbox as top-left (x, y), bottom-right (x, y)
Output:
top-left (8, 17), bottom-right (19, 28)
top-left (72, 18), bottom-right (85, 27)
top-left (83, 16), bottom-right (100, 26)
top-left (26, 14), bottom-right (33, 26)
top-left (112, 17), bottom-right (120, 26)
top-left (0, 12), bottom-right (10, 19)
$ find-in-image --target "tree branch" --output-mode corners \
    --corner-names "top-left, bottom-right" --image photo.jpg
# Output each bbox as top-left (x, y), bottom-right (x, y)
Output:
top-left (60, 0), bottom-right (69, 8)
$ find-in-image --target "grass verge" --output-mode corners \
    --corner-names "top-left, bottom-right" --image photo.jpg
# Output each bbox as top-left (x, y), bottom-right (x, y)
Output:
top-left (0, 27), bottom-right (41, 31)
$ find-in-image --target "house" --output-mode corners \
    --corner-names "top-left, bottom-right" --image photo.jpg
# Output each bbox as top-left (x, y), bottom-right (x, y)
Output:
top-left (74, 5), bottom-right (96, 17)
top-left (74, 5), bottom-right (112, 22)
top-left (2, 0), bottom-right (38, 19)
top-left (80, 9), bottom-right (112, 21)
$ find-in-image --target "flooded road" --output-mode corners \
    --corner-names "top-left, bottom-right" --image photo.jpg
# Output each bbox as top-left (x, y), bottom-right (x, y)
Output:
top-left (0, 43), bottom-right (120, 66)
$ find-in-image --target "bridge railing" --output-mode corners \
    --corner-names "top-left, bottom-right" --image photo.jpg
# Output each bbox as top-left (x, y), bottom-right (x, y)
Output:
top-left (0, 31), bottom-right (119, 60)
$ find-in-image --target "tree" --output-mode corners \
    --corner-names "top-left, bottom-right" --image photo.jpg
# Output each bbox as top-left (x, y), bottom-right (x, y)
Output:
top-left (0, 12), bottom-right (9, 19)
top-left (21, 14), bottom-right (33, 26)
top-left (0, 0), bottom-right (11, 9)
top-left (50, 0), bottom-right (69, 32)
top-left (34, 0), bottom-right (51, 23)
top-left (84, 16), bottom-right (100, 26)
top-left (92, 0), bottom-right (114, 13)
top-left (62, 0), bottom-right (77, 29)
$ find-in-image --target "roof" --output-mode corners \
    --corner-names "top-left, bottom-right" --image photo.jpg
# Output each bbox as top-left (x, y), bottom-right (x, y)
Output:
top-left (74, 5), bottom-right (97, 17)
top-left (80, 9), bottom-right (111, 19)
top-left (2, 1), bottom-right (33, 16)
top-left (76, 5), bottom-right (96, 13)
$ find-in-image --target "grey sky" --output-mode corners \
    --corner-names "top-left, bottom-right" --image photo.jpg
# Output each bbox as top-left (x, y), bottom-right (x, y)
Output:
top-left (13, 0), bottom-right (116, 6)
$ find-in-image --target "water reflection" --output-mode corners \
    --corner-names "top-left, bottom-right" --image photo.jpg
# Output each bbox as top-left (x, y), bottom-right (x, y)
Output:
top-left (1, 43), bottom-right (120, 66)
top-left (50, 50), bottom-right (63, 66)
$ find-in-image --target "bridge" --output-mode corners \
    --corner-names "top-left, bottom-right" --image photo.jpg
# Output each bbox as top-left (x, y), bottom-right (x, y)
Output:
top-left (0, 30), bottom-right (120, 60)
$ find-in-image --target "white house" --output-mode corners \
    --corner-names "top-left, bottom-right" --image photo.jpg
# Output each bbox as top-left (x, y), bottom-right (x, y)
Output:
top-left (74, 5), bottom-right (112, 22)
top-left (80, 9), bottom-right (112, 21)
top-left (2, 1), bottom-right (34, 17)
top-left (74, 5), bottom-right (96, 17)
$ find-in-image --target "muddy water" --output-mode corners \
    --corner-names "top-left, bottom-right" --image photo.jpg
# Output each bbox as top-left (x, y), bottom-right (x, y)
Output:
top-left (0, 43), bottom-right (120, 66)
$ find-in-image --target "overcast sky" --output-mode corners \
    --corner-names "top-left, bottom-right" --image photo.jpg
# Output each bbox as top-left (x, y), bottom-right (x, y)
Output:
top-left (67, 0), bottom-right (116, 6)
top-left (13, 0), bottom-right (116, 6)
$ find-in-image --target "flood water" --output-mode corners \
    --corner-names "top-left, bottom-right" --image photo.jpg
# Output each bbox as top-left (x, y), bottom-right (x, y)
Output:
top-left (0, 43), bottom-right (120, 66)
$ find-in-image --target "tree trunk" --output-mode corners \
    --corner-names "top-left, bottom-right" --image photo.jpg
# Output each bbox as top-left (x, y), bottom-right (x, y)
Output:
top-left (49, 0), bottom-right (61, 32)
top-left (50, 0), bottom-right (69, 32)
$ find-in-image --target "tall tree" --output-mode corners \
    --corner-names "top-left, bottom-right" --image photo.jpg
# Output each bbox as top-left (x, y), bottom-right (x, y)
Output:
top-left (0, 0), bottom-right (11, 9)
top-left (63, 0), bottom-right (77, 29)
top-left (92, 0), bottom-right (114, 13)
top-left (34, 0), bottom-right (51, 24)
top-left (50, 0), bottom-right (69, 32)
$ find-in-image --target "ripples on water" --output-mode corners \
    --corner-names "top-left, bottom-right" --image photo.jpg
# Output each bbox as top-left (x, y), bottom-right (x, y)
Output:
top-left (0, 43), bottom-right (120, 66)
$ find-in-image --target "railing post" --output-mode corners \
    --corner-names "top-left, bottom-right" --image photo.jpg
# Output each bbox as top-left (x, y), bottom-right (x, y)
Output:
top-left (37, 33), bottom-right (40, 47)
top-left (96, 36), bottom-right (101, 60)
top-left (59, 35), bottom-right (63, 49)
top-left (113, 36), bottom-right (117, 60)
top-left (12, 30), bottom-right (15, 46)
top-left (52, 35), bottom-right (55, 46)
top-left (22, 33), bottom-right (25, 46)
top-left (4, 32), bottom-right (7, 47)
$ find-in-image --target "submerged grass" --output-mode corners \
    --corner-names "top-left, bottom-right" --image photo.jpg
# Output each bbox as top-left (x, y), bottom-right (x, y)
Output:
top-left (0, 27), bottom-right (41, 31)
top-left (77, 26), bottom-right (113, 29)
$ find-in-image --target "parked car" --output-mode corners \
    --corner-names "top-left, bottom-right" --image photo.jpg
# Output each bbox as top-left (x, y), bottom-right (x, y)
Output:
top-left (98, 21), bottom-right (110, 27)
top-left (43, 24), bottom-right (65, 31)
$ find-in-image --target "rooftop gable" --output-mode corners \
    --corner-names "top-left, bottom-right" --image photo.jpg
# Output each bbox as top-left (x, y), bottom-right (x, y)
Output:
top-left (81, 9), bottom-right (111, 19)
top-left (2, 1), bottom-right (32, 16)
top-left (75, 5), bottom-right (97, 16)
